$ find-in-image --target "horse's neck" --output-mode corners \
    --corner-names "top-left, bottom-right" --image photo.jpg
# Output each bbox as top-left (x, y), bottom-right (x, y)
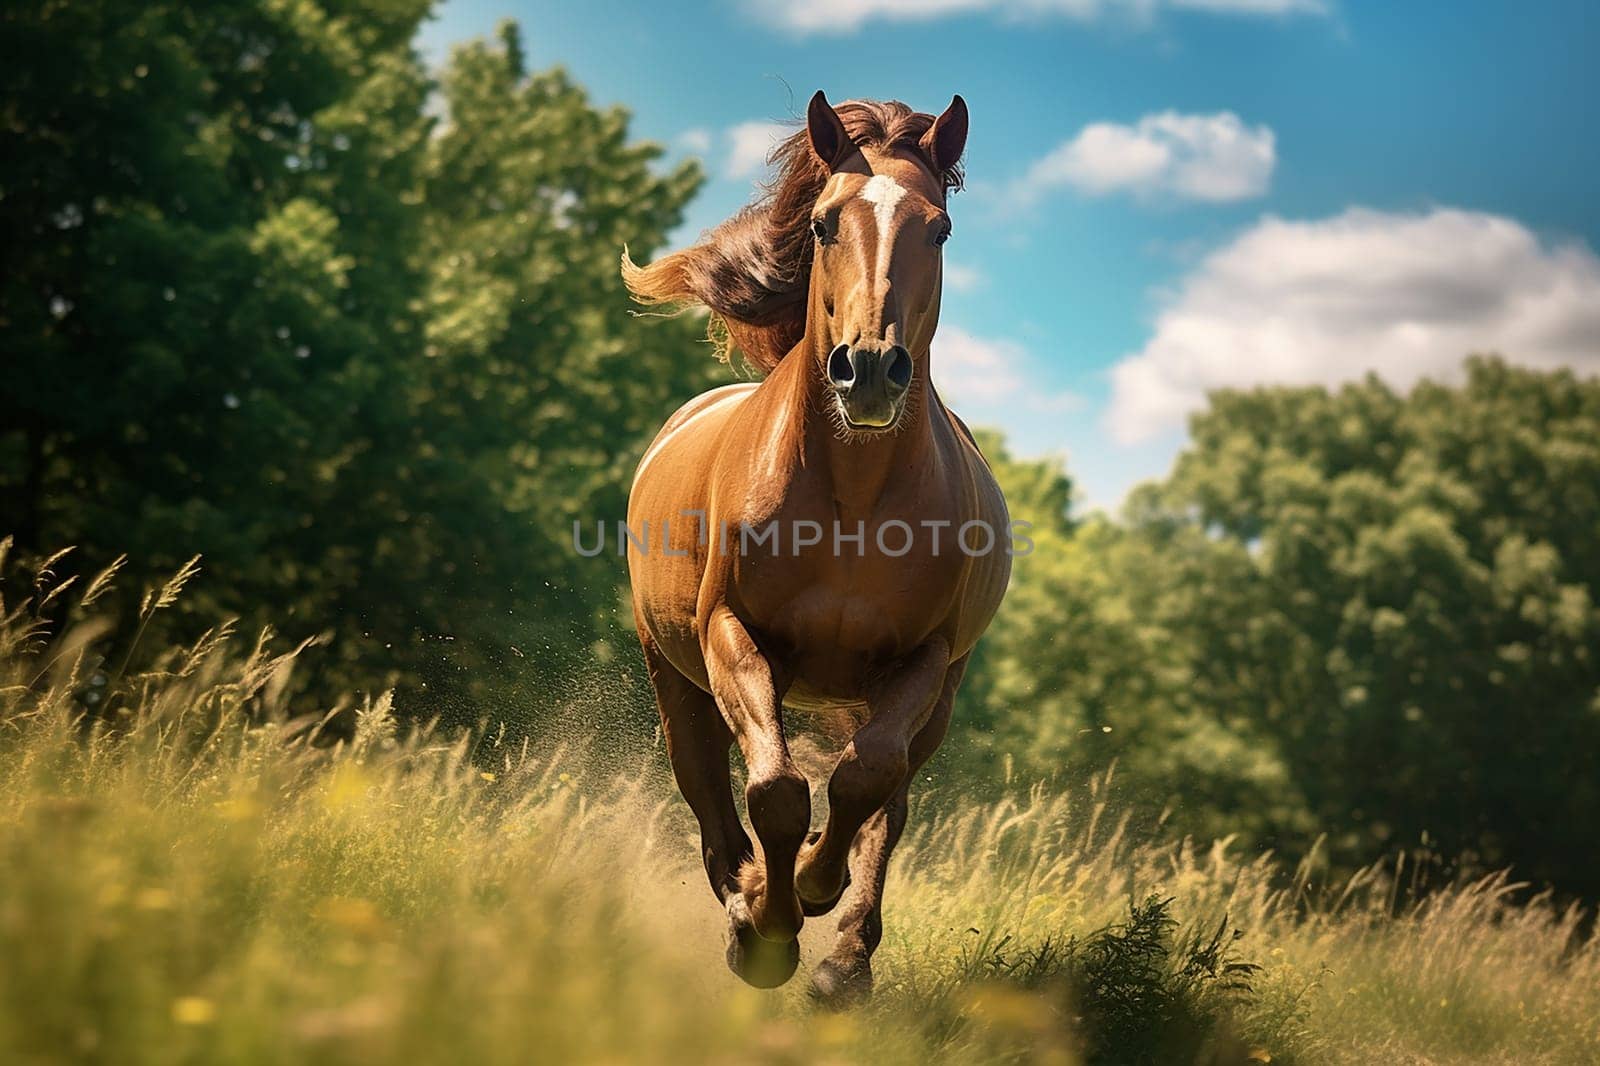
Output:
top-left (780, 342), bottom-right (936, 517)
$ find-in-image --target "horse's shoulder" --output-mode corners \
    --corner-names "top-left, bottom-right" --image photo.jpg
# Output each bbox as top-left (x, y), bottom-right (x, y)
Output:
top-left (662, 382), bottom-right (759, 434)
top-left (635, 383), bottom-right (759, 481)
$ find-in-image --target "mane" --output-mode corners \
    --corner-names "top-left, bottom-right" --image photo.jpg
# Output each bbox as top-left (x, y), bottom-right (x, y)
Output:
top-left (621, 100), bottom-right (963, 374)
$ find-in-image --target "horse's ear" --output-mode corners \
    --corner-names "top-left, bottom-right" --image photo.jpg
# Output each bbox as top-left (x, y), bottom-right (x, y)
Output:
top-left (922, 95), bottom-right (969, 177)
top-left (806, 90), bottom-right (853, 172)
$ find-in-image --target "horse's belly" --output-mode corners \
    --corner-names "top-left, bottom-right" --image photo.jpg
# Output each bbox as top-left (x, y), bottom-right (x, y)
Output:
top-left (781, 686), bottom-right (871, 783)
top-left (764, 556), bottom-right (952, 651)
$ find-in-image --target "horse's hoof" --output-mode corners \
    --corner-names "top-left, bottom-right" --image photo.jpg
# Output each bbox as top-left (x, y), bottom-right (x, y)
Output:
top-left (808, 956), bottom-right (873, 1009)
top-left (725, 894), bottom-right (800, 989)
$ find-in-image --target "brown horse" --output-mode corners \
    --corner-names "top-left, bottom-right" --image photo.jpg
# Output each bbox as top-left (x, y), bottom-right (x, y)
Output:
top-left (621, 91), bottom-right (1010, 1002)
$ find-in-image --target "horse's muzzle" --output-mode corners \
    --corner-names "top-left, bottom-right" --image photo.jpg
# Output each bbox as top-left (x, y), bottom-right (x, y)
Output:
top-left (826, 344), bottom-right (913, 429)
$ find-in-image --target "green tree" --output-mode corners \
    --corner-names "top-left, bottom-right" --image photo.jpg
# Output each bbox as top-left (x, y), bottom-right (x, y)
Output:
top-left (1161, 358), bottom-right (1600, 892)
top-left (959, 436), bottom-right (1312, 847)
top-left (395, 24), bottom-right (723, 717)
top-left (0, 4), bottom-right (716, 712)
top-left (966, 358), bottom-right (1600, 893)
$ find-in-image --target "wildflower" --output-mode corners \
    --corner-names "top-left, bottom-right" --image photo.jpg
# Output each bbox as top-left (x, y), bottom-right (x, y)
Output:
top-left (315, 897), bottom-right (388, 939)
top-left (171, 997), bottom-right (215, 1026)
top-left (135, 888), bottom-right (173, 911)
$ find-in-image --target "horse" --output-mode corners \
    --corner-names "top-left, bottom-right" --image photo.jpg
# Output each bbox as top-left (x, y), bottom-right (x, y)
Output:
top-left (620, 91), bottom-right (1010, 1003)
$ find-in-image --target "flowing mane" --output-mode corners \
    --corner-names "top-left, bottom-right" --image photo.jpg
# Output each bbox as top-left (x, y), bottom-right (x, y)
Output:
top-left (621, 100), bottom-right (964, 373)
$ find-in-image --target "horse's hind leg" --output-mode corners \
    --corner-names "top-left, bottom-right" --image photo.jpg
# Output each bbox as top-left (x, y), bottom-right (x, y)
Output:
top-left (643, 639), bottom-right (750, 902)
top-left (808, 786), bottom-right (907, 1006)
top-left (703, 607), bottom-right (810, 988)
top-left (810, 669), bottom-right (958, 1007)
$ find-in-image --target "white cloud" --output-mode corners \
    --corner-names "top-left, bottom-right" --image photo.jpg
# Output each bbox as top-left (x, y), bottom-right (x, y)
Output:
top-left (676, 127), bottom-right (713, 153)
top-left (1107, 207), bottom-right (1600, 443)
top-left (1172, 0), bottom-right (1325, 13)
top-left (944, 262), bottom-right (984, 292)
top-left (1018, 111), bottom-right (1275, 204)
top-left (724, 121), bottom-right (790, 179)
top-left (936, 326), bottom-right (1085, 412)
top-left (746, 0), bottom-right (1325, 35)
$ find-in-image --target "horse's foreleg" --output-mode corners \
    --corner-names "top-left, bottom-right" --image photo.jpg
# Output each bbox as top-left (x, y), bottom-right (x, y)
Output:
top-left (702, 607), bottom-right (809, 986)
top-left (794, 643), bottom-right (959, 915)
top-left (809, 672), bottom-right (959, 1006)
top-left (644, 639), bottom-right (750, 902)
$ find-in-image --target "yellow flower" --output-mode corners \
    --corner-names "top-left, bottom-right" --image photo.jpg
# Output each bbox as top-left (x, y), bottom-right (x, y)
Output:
top-left (171, 997), bottom-right (215, 1026)
top-left (135, 888), bottom-right (173, 911)
top-left (479, 771), bottom-right (497, 782)
top-left (961, 986), bottom-right (1054, 1034)
top-left (323, 765), bottom-right (370, 811)
top-left (315, 896), bottom-right (388, 939)
top-left (814, 1013), bottom-right (859, 1047)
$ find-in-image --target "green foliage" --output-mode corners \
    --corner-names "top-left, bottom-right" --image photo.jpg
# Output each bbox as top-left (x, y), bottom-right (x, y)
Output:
top-left (0, 1), bottom-right (719, 713)
top-left (967, 358), bottom-right (1600, 896)
top-left (959, 437), bottom-right (1314, 849)
top-left (962, 897), bottom-right (1261, 1066)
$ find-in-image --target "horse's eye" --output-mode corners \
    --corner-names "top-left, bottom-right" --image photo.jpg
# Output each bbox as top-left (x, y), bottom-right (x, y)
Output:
top-left (811, 218), bottom-right (828, 243)
top-left (934, 223), bottom-right (952, 247)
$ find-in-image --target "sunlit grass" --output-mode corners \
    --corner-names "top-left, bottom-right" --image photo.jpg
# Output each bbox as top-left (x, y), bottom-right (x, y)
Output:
top-left (1, 546), bottom-right (1596, 1064)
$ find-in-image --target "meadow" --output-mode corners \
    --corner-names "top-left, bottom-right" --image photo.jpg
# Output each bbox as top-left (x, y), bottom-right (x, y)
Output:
top-left (2, 550), bottom-right (1597, 1066)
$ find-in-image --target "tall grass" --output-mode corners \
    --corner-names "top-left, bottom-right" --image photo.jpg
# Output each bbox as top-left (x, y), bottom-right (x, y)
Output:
top-left (1, 545), bottom-right (1596, 1064)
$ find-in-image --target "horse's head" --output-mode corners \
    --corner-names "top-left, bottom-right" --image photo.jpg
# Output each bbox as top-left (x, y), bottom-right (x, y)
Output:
top-left (803, 91), bottom-right (967, 432)
top-left (621, 93), bottom-right (969, 419)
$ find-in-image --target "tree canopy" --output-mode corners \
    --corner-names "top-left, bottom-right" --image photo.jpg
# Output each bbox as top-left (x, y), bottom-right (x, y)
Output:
top-left (1, 4), bottom-right (721, 709)
top-left (969, 358), bottom-right (1600, 896)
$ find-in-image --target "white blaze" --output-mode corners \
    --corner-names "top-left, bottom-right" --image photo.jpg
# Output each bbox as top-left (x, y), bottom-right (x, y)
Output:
top-left (858, 174), bottom-right (907, 283)
top-left (859, 174), bottom-right (907, 240)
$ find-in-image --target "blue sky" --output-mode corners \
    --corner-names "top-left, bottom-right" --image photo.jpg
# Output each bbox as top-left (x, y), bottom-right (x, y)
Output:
top-left (418, 0), bottom-right (1600, 510)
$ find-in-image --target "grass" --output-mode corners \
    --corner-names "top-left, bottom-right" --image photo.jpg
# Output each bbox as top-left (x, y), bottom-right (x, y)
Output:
top-left (2, 547), bottom-right (1597, 1065)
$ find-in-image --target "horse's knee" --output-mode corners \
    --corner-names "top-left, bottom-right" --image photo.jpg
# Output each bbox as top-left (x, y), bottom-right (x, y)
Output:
top-left (745, 766), bottom-right (810, 848)
top-left (831, 734), bottom-right (908, 814)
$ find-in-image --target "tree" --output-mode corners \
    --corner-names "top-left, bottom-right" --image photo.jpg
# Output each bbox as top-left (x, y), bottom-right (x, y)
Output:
top-left (957, 435), bottom-right (1313, 848)
top-left (1160, 358), bottom-right (1600, 892)
top-left (0, 3), bottom-right (718, 713)
top-left (961, 358), bottom-right (1600, 894)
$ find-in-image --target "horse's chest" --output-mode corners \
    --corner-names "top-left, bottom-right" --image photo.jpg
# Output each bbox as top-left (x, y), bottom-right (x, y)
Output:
top-left (734, 519), bottom-right (965, 679)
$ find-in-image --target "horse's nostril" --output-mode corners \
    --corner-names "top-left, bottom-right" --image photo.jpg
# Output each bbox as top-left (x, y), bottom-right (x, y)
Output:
top-left (885, 347), bottom-right (913, 390)
top-left (827, 345), bottom-right (855, 386)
